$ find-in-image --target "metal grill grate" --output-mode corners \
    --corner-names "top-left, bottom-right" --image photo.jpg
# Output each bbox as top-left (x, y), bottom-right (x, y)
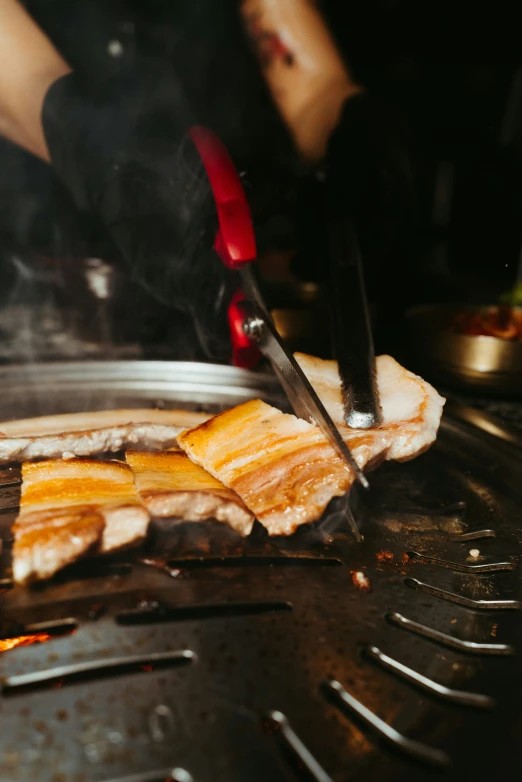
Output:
top-left (0, 362), bottom-right (520, 782)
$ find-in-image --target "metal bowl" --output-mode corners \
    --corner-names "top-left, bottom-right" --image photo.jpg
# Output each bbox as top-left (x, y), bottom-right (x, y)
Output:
top-left (405, 304), bottom-right (522, 393)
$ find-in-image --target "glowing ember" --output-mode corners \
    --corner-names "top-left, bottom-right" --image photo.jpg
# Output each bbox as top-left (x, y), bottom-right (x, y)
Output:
top-left (0, 633), bottom-right (52, 653)
top-left (350, 570), bottom-right (371, 592)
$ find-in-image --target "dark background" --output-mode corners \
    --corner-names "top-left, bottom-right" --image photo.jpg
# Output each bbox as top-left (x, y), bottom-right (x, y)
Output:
top-left (1, 0), bottom-right (521, 360)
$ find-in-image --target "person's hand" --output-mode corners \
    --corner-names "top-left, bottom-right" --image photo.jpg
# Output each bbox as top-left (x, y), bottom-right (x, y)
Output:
top-left (41, 67), bottom-right (232, 359)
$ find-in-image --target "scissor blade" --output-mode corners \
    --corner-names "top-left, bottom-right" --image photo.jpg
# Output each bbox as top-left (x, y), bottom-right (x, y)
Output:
top-left (244, 303), bottom-right (368, 500)
top-left (239, 265), bottom-right (267, 313)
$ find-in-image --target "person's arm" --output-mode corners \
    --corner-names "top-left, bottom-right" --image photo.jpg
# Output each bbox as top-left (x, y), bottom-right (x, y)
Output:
top-left (240, 0), bottom-right (362, 163)
top-left (0, 0), bottom-right (70, 160)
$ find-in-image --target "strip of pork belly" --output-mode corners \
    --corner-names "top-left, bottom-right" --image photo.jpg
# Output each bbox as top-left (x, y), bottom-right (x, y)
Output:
top-left (177, 400), bottom-right (387, 536)
top-left (12, 458), bottom-right (150, 584)
top-left (126, 450), bottom-right (254, 536)
top-left (0, 409), bottom-right (210, 465)
top-left (294, 353), bottom-right (445, 461)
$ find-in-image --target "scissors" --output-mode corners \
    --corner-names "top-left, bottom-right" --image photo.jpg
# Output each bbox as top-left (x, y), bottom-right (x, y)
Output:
top-left (188, 126), bottom-right (368, 538)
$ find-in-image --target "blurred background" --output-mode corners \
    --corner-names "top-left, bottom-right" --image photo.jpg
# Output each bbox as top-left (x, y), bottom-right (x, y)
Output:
top-left (1, 0), bottom-right (521, 368)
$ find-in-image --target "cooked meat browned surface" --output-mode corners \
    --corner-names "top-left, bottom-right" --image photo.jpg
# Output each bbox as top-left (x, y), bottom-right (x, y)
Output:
top-left (12, 458), bottom-right (150, 584)
top-left (178, 399), bottom-right (378, 536)
top-left (126, 449), bottom-right (254, 536)
top-left (0, 409), bottom-right (210, 464)
top-left (178, 355), bottom-right (445, 535)
top-left (294, 353), bottom-right (445, 462)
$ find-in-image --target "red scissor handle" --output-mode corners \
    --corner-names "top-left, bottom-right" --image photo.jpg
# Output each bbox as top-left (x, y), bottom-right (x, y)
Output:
top-left (188, 126), bottom-right (256, 270)
top-left (188, 126), bottom-right (261, 369)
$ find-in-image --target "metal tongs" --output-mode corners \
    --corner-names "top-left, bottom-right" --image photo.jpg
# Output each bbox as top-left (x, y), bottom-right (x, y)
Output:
top-left (189, 127), bottom-right (368, 531)
top-left (324, 199), bottom-right (382, 430)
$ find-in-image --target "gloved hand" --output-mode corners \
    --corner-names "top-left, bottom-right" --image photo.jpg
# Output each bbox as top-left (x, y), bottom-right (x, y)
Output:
top-left (289, 92), bottom-right (415, 296)
top-left (41, 66), bottom-right (232, 359)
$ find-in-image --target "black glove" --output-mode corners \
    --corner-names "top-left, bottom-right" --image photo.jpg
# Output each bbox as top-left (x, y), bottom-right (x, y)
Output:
top-left (289, 93), bottom-right (415, 293)
top-left (322, 92), bottom-right (415, 285)
top-left (41, 66), bottom-right (232, 359)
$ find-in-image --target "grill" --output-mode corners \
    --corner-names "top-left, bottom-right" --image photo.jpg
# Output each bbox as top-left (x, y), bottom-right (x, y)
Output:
top-left (0, 362), bottom-right (520, 782)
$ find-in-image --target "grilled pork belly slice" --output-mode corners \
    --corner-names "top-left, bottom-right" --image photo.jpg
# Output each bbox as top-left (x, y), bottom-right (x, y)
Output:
top-left (126, 450), bottom-right (254, 536)
top-left (178, 400), bottom-right (386, 536)
top-left (0, 409), bottom-right (210, 465)
top-left (12, 507), bottom-right (105, 587)
top-left (12, 458), bottom-right (150, 584)
top-left (294, 353), bottom-right (445, 461)
top-left (178, 355), bottom-right (444, 536)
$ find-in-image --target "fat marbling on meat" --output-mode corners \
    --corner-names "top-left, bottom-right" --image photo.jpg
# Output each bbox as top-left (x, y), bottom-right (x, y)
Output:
top-left (294, 353), bottom-right (445, 462)
top-left (0, 408), bottom-right (210, 464)
top-left (177, 399), bottom-right (387, 536)
top-left (178, 354), bottom-right (445, 536)
top-left (126, 449), bottom-right (254, 536)
top-left (12, 458), bottom-right (150, 584)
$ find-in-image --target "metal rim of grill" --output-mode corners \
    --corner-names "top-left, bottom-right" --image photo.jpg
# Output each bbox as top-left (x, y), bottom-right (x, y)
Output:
top-left (0, 360), bottom-right (520, 782)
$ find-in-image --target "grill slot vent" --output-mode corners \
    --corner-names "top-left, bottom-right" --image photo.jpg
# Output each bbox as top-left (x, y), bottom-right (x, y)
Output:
top-left (0, 618), bottom-right (77, 653)
top-left (116, 601), bottom-right (293, 626)
top-left (386, 612), bottom-right (515, 655)
top-left (321, 679), bottom-right (451, 769)
top-left (263, 711), bottom-right (333, 782)
top-left (405, 577), bottom-right (522, 610)
top-left (101, 769), bottom-right (194, 782)
top-left (364, 645), bottom-right (495, 709)
top-left (2, 649), bottom-right (194, 697)
top-left (166, 556), bottom-right (342, 569)
top-left (23, 617), bottom-right (78, 634)
top-left (450, 529), bottom-right (496, 541)
top-left (56, 561), bottom-right (134, 582)
top-left (406, 550), bottom-right (516, 573)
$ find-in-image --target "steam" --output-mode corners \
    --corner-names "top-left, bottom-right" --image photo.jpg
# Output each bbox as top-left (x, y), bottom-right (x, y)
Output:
top-left (0, 254), bottom-right (61, 364)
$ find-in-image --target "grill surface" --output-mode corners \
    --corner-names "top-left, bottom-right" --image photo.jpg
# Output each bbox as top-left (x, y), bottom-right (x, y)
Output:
top-left (0, 362), bottom-right (521, 782)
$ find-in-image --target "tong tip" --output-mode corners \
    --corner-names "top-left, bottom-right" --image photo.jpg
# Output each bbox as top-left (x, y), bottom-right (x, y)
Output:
top-left (345, 410), bottom-right (382, 429)
top-left (358, 472), bottom-right (370, 490)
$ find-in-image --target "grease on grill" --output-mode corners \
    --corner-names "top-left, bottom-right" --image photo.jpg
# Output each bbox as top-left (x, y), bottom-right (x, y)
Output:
top-left (376, 550), bottom-right (394, 563)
